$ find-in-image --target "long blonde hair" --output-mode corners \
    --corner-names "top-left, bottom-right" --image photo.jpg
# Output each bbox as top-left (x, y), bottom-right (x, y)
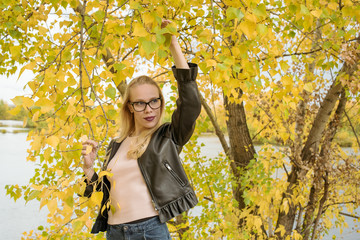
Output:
top-left (118, 75), bottom-right (165, 159)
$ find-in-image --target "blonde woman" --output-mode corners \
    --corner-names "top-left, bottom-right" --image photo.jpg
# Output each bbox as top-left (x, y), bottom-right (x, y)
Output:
top-left (81, 20), bottom-right (201, 240)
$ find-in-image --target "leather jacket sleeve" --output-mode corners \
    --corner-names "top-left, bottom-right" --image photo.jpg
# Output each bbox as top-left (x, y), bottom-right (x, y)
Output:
top-left (170, 63), bottom-right (201, 147)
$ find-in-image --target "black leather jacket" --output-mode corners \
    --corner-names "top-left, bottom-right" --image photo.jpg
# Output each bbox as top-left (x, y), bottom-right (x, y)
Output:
top-left (84, 63), bottom-right (201, 233)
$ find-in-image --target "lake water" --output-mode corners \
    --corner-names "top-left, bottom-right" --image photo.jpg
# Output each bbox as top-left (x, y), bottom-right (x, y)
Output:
top-left (0, 120), bottom-right (358, 239)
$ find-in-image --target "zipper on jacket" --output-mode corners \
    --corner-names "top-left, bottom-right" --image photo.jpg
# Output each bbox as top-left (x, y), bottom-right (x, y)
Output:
top-left (137, 158), bottom-right (159, 212)
top-left (152, 200), bottom-right (158, 211)
top-left (164, 161), bottom-right (186, 187)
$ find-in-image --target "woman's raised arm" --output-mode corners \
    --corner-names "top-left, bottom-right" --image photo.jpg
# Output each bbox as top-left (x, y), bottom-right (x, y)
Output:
top-left (161, 19), bottom-right (189, 69)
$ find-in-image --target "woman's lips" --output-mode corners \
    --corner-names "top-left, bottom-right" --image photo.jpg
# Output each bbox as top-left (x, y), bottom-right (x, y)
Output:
top-left (144, 116), bottom-right (155, 121)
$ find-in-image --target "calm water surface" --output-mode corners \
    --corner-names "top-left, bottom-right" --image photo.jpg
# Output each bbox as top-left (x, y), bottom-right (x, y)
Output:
top-left (0, 120), bottom-right (358, 239)
top-left (0, 122), bottom-right (48, 240)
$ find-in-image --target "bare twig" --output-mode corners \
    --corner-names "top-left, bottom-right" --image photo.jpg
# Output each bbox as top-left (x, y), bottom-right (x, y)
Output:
top-left (199, 93), bottom-right (230, 159)
top-left (339, 211), bottom-right (360, 219)
top-left (344, 110), bottom-right (360, 149)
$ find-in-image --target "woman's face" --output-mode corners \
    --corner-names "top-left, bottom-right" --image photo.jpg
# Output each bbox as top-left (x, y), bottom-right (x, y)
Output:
top-left (128, 83), bottom-right (162, 135)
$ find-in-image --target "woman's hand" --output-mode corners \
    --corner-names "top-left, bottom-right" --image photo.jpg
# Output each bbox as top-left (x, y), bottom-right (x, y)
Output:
top-left (161, 19), bottom-right (172, 29)
top-left (81, 139), bottom-right (98, 177)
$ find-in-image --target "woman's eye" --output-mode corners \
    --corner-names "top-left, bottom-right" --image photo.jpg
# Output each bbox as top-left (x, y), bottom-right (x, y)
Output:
top-left (151, 99), bottom-right (159, 104)
top-left (134, 102), bottom-right (145, 107)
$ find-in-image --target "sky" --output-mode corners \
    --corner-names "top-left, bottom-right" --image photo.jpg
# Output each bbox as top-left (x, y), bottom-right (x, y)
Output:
top-left (0, 70), bottom-right (33, 105)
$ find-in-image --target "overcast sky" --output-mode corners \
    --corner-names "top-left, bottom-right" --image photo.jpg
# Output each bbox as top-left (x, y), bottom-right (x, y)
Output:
top-left (0, 70), bottom-right (33, 105)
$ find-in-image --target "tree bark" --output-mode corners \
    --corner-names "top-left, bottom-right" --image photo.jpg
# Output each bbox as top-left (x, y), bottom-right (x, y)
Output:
top-left (224, 88), bottom-right (256, 210)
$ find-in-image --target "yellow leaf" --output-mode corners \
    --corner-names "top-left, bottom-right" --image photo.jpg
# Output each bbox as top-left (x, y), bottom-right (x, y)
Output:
top-left (198, 29), bottom-right (212, 39)
top-left (36, 98), bottom-right (55, 114)
top-left (143, 12), bottom-right (154, 27)
top-left (328, 2), bottom-right (338, 10)
top-left (245, 102), bottom-right (253, 112)
top-left (133, 23), bottom-right (148, 37)
top-left (304, 82), bottom-right (313, 92)
top-left (22, 97), bottom-right (34, 108)
top-left (85, 145), bottom-right (92, 154)
top-left (31, 184), bottom-right (43, 191)
top-left (311, 9), bottom-right (322, 18)
top-left (31, 136), bottom-right (43, 152)
top-left (254, 216), bottom-right (262, 230)
top-left (66, 104), bottom-right (76, 115)
top-left (85, 99), bottom-right (94, 106)
top-left (206, 59), bottom-right (217, 67)
top-left (98, 170), bottom-right (114, 179)
top-left (85, 219), bottom-right (93, 230)
top-left (9, 45), bottom-right (22, 59)
top-left (91, 191), bottom-right (103, 206)
top-left (245, 13), bottom-right (258, 23)
top-left (32, 111), bottom-right (40, 122)
top-left (239, 20), bottom-right (257, 39)
top-left (23, 116), bottom-right (28, 128)
top-left (282, 199), bottom-right (289, 214)
top-left (282, 76), bottom-right (293, 86)
top-left (47, 198), bottom-right (57, 214)
top-left (46, 136), bottom-right (59, 148)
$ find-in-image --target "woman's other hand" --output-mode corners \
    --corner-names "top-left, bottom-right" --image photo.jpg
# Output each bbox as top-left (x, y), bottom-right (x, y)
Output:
top-left (81, 139), bottom-right (98, 179)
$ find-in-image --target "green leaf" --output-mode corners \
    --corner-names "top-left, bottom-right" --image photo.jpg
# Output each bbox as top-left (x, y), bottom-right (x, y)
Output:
top-left (256, 24), bottom-right (268, 35)
top-left (94, 10), bottom-right (105, 21)
top-left (300, 4), bottom-right (310, 15)
top-left (226, 7), bottom-right (244, 21)
top-left (141, 39), bottom-right (157, 55)
top-left (105, 87), bottom-right (116, 100)
top-left (113, 63), bottom-right (126, 72)
top-left (253, 4), bottom-right (267, 18)
top-left (156, 33), bottom-right (166, 44)
top-left (65, 196), bottom-right (74, 208)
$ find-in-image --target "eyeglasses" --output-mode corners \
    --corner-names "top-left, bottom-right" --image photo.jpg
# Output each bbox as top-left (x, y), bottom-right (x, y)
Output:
top-left (129, 97), bottom-right (162, 112)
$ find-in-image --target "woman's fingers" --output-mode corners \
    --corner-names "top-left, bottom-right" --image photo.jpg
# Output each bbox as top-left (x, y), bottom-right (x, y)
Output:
top-left (161, 19), bottom-right (172, 28)
top-left (81, 139), bottom-right (98, 155)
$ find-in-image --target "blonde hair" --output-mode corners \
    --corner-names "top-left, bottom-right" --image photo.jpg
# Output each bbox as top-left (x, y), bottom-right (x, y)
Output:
top-left (118, 75), bottom-right (165, 159)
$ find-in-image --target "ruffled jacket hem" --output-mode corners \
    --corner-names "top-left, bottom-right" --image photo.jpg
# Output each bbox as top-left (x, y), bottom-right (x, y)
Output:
top-left (158, 191), bottom-right (198, 223)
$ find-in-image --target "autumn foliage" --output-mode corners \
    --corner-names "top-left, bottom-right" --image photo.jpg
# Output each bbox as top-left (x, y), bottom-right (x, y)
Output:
top-left (2, 0), bottom-right (360, 239)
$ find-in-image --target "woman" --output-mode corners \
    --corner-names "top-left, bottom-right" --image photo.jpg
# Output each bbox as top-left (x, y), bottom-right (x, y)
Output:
top-left (81, 20), bottom-right (201, 240)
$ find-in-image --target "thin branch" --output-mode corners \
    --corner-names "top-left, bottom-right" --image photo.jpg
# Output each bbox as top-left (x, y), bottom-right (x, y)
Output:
top-left (282, 163), bottom-right (289, 178)
top-left (81, 60), bottom-right (109, 146)
top-left (108, 0), bottom-right (129, 15)
top-left (79, 8), bottom-right (85, 111)
top-left (199, 93), bottom-right (230, 159)
top-left (339, 211), bottom-right (360, 219)
top-left (152, 70), bottom-right (170, 80)
top-left (34, 88), bottom-right (80, 123)
top-left (311, 174), bottom-right (329, 240)
top-left (344, 110), bottom-right (360, 149)
top-left (251, 121), bottom-right (271, 141)
top-left (95, 0), bottom-right (110, 57)
top-left (39, 23), bottom-right (95, 73)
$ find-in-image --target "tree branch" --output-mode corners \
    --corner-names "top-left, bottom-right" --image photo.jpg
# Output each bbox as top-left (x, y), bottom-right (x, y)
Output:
top-left (344, 110), bottom-right (360, 149)
top-left (199, 93), bottom-right (230, 159)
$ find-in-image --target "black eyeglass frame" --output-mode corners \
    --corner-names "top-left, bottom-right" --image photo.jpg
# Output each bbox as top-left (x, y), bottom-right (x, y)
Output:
top-left (128, 97), bottom-right (162, 112)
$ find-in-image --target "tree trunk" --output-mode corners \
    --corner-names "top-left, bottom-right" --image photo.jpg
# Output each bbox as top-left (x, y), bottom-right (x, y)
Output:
top-left (276, 80), bottom-right (343, 238)
top-left (224, 88), bottom-right (255, 211)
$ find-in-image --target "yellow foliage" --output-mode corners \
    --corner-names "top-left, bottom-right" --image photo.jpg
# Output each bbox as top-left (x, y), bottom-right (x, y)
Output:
top-left (2, 0), bottom-right (359, 239)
